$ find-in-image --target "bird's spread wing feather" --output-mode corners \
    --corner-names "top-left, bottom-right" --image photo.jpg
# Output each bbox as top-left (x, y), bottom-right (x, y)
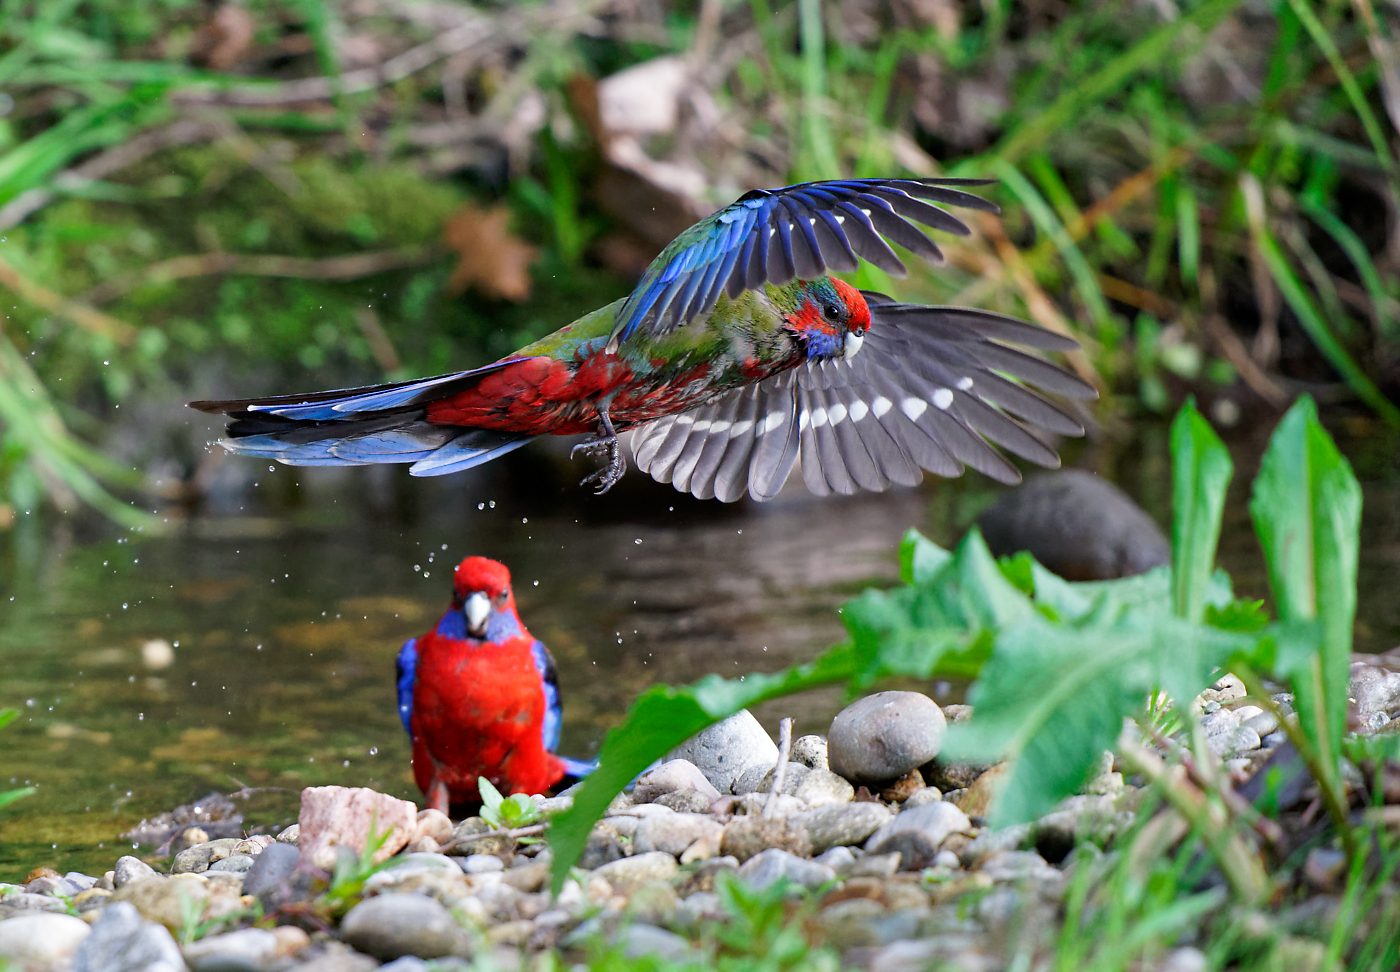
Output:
top-left (609, 178), bottom-right (998, 347)
top-left (395, 638), bottom-right (418, 738)
top-left (630, 298), bottom-right (1096, 502)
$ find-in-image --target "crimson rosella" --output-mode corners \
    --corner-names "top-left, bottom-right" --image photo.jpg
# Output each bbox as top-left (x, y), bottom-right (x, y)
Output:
top-left (193, 177), bottom-right (1096, 500)
top-left (396, 555), bottom-right (595, 812)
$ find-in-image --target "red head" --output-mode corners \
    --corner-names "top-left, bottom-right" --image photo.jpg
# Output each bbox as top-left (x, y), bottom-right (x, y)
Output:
top-left (784, 278), bottom-right (872, 361)
top-left (451, 556), bottom-right (518, 638)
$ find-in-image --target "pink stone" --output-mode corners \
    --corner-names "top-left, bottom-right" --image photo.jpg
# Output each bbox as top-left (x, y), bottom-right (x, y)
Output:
top-left (297, 786), bottom-right (418, 870)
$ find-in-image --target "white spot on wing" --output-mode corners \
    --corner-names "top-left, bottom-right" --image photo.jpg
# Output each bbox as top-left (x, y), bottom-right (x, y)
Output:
top-left (872, 396), bottom-right (892, 418)
top-left (811, 407), bottom-right (828, 428)
top-left (956, 376), bottom-right (974, 391)
top-left (759, 412), bottom-right (786, 435)
top-left (828, 403), bottom-right (847, 425)
top-left (730, 419), bottom-right (754, 438)
top-left (798, 410), bottom-right (811, 431)
top-left (708, 420), bottom-right (731, 435)
top-left (901, 397), bottom-right (928, 421)
top-left (933, 388), bottom-right (954, 410)
top-left (848, 401), bottom-right (869, 422)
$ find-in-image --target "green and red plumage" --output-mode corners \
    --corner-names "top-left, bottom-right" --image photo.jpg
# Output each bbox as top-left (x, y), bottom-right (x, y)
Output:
top-left (192, 178), bottom-right (1096, 500)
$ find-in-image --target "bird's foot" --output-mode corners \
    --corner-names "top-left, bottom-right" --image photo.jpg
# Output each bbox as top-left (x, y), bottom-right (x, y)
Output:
top-left (573, 433), bottom-right (625, 494)
top-left (426, 778), bottom-right (450, 816)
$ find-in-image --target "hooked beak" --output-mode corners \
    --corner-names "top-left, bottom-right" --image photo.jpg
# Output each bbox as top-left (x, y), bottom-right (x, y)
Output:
top-left (464, 591), bottom-right (491, 638)
top-left (844, 330), bottom-right (865, 360)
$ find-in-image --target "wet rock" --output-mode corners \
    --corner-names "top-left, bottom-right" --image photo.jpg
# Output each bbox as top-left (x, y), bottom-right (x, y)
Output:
top-left (865, 802), bottom-right (971, 869)
top-left (794, 768), bottom-right (855, 806)
top-left (828, 692), bottom-right (946, 784)
top-left (340, 893), bottom-right (472, 960)
top-left (720, 815), bottom-right (812, 862)
top-left (975, 470), bottom-right (1168, 580)
top-left (738, 849), bottom-right (836, 891)
top-left (241, 842), bottom-right (299, 901)
top-left (634, 813), bottom-right (723, 857)
top-left (791, 735), bottom-right (829, 770)
top-left (183, 927), bottom-right (281, 971)
top-left (73, 901), bottom-right (184, 972)
top-left (667, 710), bottom-right (778, 794)
top-left (792, 802), bottom-right (893, 854)
top-left (0, 912), bottom-right (90, 969)
top-left (593, 852), bottom-right (679, 893)
top-left (633, 759), bottom-right (722, 804)
top-left (112, 857), bottom-right (156, 890)
top-left (297, 786), bottom-right (418, 870)
top-left (172, 838), bottom-right (241, 874)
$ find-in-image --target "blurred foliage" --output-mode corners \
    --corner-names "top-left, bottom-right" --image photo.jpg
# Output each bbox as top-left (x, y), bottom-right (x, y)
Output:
top-left (0, 0), bottom-right (1396, 521)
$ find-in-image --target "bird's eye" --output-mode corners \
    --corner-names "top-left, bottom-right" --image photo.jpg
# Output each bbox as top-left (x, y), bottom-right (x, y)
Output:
top-left (498, 590), bottom-right (509, 601)
top-left (823, 301), bottom-right (843, 321)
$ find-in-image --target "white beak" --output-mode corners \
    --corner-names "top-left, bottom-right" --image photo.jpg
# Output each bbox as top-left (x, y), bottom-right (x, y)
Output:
top-left (464, 591), bottom-right (491, 637)
top-left (844, 330), bottom-right (865, 360)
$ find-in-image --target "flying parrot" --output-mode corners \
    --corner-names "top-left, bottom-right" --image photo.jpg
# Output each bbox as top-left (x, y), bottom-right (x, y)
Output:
top-left (192, 177), bottom-right (1096, 501)
top-left (396, 555), bottom-right (595, 812)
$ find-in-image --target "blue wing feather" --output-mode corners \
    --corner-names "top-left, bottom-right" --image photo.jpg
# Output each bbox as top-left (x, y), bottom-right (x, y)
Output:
top-left (395, 638), bottom-right (418, 739)
top-left (529, 640), bottom-right (562, 754)
top-left (609, 177), bottom-right (997, 346)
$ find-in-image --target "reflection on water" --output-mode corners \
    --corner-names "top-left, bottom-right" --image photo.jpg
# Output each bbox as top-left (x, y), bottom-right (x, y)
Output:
top-left (1, 420), bottom-right (1396, 878)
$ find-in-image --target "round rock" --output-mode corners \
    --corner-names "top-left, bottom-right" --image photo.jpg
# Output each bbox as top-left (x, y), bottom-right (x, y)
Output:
top-left (340, 893), bottom-right (471, 960)
top-left (0, 913), bottom-right (90, 968)
top-left (666, 710), bottom-right (779, 794)
top-left (828, 691), bottom-right (947, 784)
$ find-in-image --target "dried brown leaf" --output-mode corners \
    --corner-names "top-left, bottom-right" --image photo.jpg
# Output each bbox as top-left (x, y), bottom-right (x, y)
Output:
top-left (442, 204), bottom-right (537, 302)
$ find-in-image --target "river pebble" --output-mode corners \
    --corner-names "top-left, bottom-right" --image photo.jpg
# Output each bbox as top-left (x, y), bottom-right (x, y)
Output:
top-left (633, 759), bottom-right (722, 804)
top-left (340, 892), bottom-right (472, 960)
top-left (113, 856), bottom-right (158, 888)
top-left (793, 802), bottom-right (893, 854)
top-left (865, 802), bottom-right (971, 868)
top-left (592, 852), bottom-right (679, 893)
top-left (667, 710), bottom-right (779, 794)
top-left (0, 912), bottom-right (90, 969)
top-left (73, 901), bottom-right (184, 972)
top-left (738, 848), bottom-right (836, 891)
top-left (828, 692), bottom-right (947, 783)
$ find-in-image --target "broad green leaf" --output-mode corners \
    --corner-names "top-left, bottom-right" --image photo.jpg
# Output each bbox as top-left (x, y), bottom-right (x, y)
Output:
top-left (1250, 396), bottom-right (1361, 784)
top-left (1170, 401), bottom-right (1233, 621)
top-left (549, 645), bottom-right (858, 893)
top-left (899, 529), bottom-right (952, 584)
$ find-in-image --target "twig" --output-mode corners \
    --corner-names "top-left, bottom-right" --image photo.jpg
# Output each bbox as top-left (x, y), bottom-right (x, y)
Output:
top-left (81, 247), bottom-right (438, 304)
top-left (445, 823), bottom-right (545, 851)
top-left (0, 119), bottom-right (231, 233)
top-left (0, 256), bottom-right (138, 344)
top-left (764, 717), bottom-right (794, 816)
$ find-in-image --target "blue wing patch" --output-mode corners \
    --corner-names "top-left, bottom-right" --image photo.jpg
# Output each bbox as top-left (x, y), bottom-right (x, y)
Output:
top-left (609, 177), bottom-right (999, 347)
top-left (529, 640), bottom-right (562, 754)
top-left (395, 637), bottom-right (418, 739)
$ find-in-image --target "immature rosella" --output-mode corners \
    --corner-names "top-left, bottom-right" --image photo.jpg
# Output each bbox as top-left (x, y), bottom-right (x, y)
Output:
top-left (396, 555), bottom-right (595, 811)
top-left (192, 177), bottom-right (1096, 501)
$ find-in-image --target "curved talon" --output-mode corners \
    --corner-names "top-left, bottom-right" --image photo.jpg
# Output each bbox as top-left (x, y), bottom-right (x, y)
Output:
top-left (572, 411), bottom-right (624, 494)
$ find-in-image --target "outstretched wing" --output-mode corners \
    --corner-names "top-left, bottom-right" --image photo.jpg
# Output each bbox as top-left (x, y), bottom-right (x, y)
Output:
top-left (630, 298), bottom-right (1096, 502)
top-left (395, 638), bottom-right (418, 738)
top-left (609, 177), bottom-right (998, 348)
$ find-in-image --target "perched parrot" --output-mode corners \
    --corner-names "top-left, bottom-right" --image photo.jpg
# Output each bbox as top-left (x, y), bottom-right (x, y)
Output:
top-left (192, 177), bottom-right (1096, 501)
top-left (396, 555), bottom-right (595, 811)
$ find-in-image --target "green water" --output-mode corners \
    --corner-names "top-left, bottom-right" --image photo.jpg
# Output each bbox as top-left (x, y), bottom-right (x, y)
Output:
top-left (1, 420), bottom-right (1396, 880)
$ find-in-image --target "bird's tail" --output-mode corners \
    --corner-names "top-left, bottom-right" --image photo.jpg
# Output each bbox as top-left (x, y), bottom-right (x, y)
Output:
top-left (558, 756), bottom-right (599, 783)
top-left (190, 361), bottom-right (531, 477)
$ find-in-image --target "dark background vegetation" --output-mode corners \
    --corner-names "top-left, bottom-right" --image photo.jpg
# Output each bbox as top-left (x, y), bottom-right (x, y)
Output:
top-left (0, 0), bottom-right (1396, 528)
